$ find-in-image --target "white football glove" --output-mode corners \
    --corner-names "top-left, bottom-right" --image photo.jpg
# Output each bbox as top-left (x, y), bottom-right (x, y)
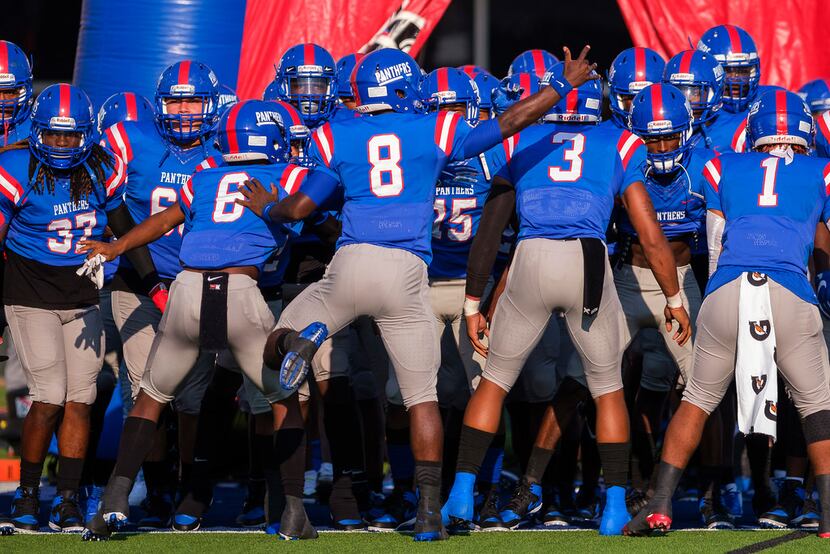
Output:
top-left (76, 254), bottom-right (106, 290)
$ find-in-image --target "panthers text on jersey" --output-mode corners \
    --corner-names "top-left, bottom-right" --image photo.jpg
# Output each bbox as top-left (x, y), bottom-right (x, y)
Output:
top-left (703, 151), bottom-right (830, 303)
top-left (102, 120), bottom-right (222, 279)
top-left (179, 162), bottom-right (305, 271)
top-left (496, 122), bottom-right (646, 241)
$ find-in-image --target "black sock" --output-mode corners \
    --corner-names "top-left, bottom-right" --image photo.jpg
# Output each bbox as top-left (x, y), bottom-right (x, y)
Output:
top-left (746, 434), bottom-right (772, 494)
top-left (415, 460), bottom-right (442, 506)
top-left (597, 442), bottom-right (630, 488)
top-left (57, 456), bottom-right (85, 493)
top-left (251, 433), bottom-right (272, 482)
top-left (525, 446), bottom-right (554, 484)
top-left (456, 425), bottom-right (494, 476)
top-left (274, 428), bottom-right (305, 497)
top-left (815, 474), bottom-right (830, 533)
top-left (113, 417), bottom-right (159, 481)
top-left (649, 461), bottom-right (684, 515)
top-left (357, 398), bottom-right (385, 493)
top-left (20, 459), bottom-right (44, 489)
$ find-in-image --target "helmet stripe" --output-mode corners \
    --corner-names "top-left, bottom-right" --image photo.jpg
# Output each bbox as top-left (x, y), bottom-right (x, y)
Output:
top-left (679, 51), bottom-right (694, 74)
top-left (650, 83), bottom-right (663, 121)
top-left (634, 47), bottom-right (646, 80)
top-left (519, 73), bottom-right (531, 99)
top-left (125, 93), bottom-right (137, 121)
top-left (276, 100), bottom-right (302, 126)
top-left (460, 65), bottom-right (475, 78)
top-left (531, 50), bottom-right (545, 78)
top-left (304, 43), bottom-right (315, 65)
top-left (225, 102), bottom-right (241, 153)
top-left (437, 68), bottom-right (449, 92)
top-left (178, 61), bottom-right (191, 85)
top-left (565, 89), bottom-right (578, 113)
top-left (775, 89), bottom-right (788, 136)
top-left (59, 83), bottom-right (71, 117)
top-left (0, 41), bottom-right (8, 72)
top-left (725, 25), bottom-right (742, 54)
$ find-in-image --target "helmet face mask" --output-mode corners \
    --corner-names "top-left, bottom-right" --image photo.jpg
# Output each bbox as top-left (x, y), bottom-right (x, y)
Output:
top-left (275, 44), bottom-right (338, 127)
top-left (697, 25), bottom-right (760, 112)
top-left (630, 83), bottom-right (694, 176)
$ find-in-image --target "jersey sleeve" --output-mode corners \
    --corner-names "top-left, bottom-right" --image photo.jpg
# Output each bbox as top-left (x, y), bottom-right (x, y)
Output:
top-left (442, 114), bottom-right (503, 163)
top-left (103, 150), bottom-right (126, 210)
top-left (617, 130), bottom-right (647, 194)
top-left (300, 168), bottom-right (340, 207)
top-left (816, 111), bottom-right (830, 159)
top-left (493, 134), bottom-right (520, 183)
top-left (195, 156), bottom-right (220, 173)
top-left (179, 174), bottom-right (195, 215)
top-left (101, 121), bottom-right (135, 164)
top-left (278, 164), bottom-right (310, 197)
top-left (0, 164), bottom-right (23, 223)
top-left (731, 119), bottom-right (748, 153)
top-left (310, 123), bottom-right (335, 169)
top-left (702, 156), bottom-right (723, 212)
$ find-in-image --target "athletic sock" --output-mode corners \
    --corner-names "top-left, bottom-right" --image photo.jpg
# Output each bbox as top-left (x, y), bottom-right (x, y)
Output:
top-left (455, 425), bottom-right (494, 477)
top-left (20, 459), bottom-right (44, 489)
top-left (275, 427), bottom-right (306, 498)
top-left (57, 456), bottom-right (85, 494)
top-left (597, 442), bottom-right (630, 488)
top-left (525, 446), bottom-right (554, 484)
top-left (114, 417), bottom-right (160, 481)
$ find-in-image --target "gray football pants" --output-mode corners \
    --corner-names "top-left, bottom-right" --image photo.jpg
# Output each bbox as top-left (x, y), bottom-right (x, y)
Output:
top-left (483, 238), bottom-right (626, 399)
top-left (683, 275), bottom-right (830, 417)
top-left (277, 243), bottom-right (440, 408)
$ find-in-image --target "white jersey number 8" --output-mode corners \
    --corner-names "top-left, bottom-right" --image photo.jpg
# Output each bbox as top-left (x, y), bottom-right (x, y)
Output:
top-left (368, 134), bottom-right (404, 197)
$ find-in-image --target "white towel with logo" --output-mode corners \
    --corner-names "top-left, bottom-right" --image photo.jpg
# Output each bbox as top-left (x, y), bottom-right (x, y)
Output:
top-left (735, 272), bottom-right (778, 440)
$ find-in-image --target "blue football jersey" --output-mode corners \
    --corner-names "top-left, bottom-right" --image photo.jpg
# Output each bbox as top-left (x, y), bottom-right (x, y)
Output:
top-left (307, 110), bottom-right (484, 264)
top-left (497, 123), bottom-right (646, 242)
top-left (702, 109), bottom-right (747, 154)
top-left (429, 146), bottom-right (506, 279)
top-left (816, 111), bottom-right (830, 158)
top-left (0, 147), bottom-right (126, 265)
top-left (102, 120), bottom-right (222, 279)
top-left (2, 118), bottom-right (30, 147)
top-left (703, 152), bottom-right (830, 303)
top-left (617, 148), bottom-right (713, 241)
top-left (328, 104), bottom-right (361, 123)
top-left (179, 162), bottom-right (304, 271)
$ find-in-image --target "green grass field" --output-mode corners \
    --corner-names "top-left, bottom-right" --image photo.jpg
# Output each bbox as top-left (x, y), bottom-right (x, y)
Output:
top-left (0, 530), bottom-right (824, 553)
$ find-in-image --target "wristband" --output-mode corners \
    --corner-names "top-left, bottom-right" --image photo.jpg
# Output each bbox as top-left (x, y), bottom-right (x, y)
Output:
top-left (260, 201), bottom-right (278, 221)
top-left (666, 292), bottom-right (683, 309)
top-left (544, 65), bottom-right (574, 98)
top-left (463, 296), bottom-right (481, 317)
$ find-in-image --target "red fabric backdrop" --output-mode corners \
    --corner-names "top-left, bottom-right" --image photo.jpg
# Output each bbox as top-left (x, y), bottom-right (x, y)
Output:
top-left (236, 0), bottom-right (451, 100)
top-left (616, 0), bottom-right (830, 92)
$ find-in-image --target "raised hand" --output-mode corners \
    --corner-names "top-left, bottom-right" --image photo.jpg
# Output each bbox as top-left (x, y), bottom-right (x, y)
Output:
top-left (561, 45), bottom-right (599, 89)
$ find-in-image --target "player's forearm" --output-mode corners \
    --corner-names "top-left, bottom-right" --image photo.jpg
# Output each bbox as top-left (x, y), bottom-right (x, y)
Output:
top-left (466, 182), bottom-right (516, 298)
top-left (110, 204), bottom-right (184, 255)
top-left (496, 88), bottom-right (561, 139)
top-left (640, 232), bottom-right (681, 298)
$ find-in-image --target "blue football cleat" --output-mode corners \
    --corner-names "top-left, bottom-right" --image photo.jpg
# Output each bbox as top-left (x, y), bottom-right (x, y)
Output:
top-left (499, 478), bottom-right (543, 529)
top-left (441, 472), bottom-right (476, 530)
top-left (599, 485), bottom-right (631, 535)
top-left (82, 486), bottom-right (104, 526)
top-left (7, 486), bottom-right (40, 532)
top-left (279, 322), bottom-right (328, 390)
top-left (49, 492), bottom-right (84, 532)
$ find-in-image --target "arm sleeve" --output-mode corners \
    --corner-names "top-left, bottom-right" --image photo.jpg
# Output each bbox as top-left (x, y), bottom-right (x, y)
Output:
top-left (106, 203), bottom-right (161, 292)
top-left (706, 210), bottom-right (725, 277)
top-left (299, 168), bottom-right (340, 207)
top-left (466, 179), bottom-right (516, 298)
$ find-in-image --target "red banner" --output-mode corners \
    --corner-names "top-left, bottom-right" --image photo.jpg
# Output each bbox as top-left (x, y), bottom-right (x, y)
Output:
top-left (236, 0), bottom-right (452, 100)
top-left (616, 0), bottom-right (830, 92)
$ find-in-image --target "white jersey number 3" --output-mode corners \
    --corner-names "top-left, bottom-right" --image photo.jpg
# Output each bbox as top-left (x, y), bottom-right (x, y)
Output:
top-left (548, 132), bottom-right (585, 183)
top-left (368, 134), bottom-right (404, 197)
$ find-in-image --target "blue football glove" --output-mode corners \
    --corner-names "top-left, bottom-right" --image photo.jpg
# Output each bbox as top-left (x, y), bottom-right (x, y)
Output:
top-left (816, 271), bottom-right (830, 319)
top-left (491, 77), bottom-right (525, 116)
top-left (440, 160), bottom-right (480, 187)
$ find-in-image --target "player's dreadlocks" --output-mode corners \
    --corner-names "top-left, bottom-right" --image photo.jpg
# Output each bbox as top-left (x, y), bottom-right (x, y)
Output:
top-left (0, 139), bottom-right (114, 204)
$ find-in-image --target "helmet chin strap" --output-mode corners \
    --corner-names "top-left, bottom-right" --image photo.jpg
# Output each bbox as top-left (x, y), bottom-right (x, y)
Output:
top-left (768, 144), bottom-right (796, 164)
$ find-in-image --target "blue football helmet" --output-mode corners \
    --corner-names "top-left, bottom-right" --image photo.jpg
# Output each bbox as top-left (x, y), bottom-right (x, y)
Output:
top-left (270, 99), bottom-right (312, 166)
top-left (29, 83), bottom-right (97, 170)
top-left (335, 53), bottom-right (364, 100)
top-left (473, 72), bottom-right (497, 117)
top-left (351, 48), bottom-right (426, 115)
top-left (746, 89), bottom-right (814, 151)
top-left (508, 49), bottom-right (559, 79)
top-left (798, 79), bottom-right (830, 114)
top-left (629, 83), bottom-right (694, 175)
top-left (492, 72), bottom-right (541, 116)
top-left (275, 43), bottom-right (337, 127)
top-left (97, 92), bottom-right (154, 134)
top-left (422, 67), bottom-right (480, 124)
top-left (155, 60), bottom-right (219, 143)
top-left (663, 50), bottom-right (724, 126)
top-left (215, 99), bottom-right (290, 164)
top-left (608, 47), bottom-right (666, 128)
top-left (542, 63), bottom-right (602, 124)
top-left (217, 84), bottom-right (239, 119)
top-left (0, 40), bottom-right (33, 132)
top-left (697, 25), bottom-right (760, 113)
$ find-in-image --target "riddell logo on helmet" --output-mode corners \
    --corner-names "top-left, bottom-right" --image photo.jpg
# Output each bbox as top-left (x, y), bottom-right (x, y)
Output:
top-left (297, 64), bottom-right (323, 75)
top-left (49, 116), bottom-right (76, 129)
top-left (628, 80), bottom-right (652, 93)
top-left (170, 84), bottom-right (196, 95)
top-left (374, 62), bottom-right (413, 86)
top-left (647, 119), bottom-right (673, 132)
top-left (434, 90), bottom-right (457, 102)
top-left (670, 73), bottom-right (695, 84)
top-left (0, 73), bottom-right (15, 86)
